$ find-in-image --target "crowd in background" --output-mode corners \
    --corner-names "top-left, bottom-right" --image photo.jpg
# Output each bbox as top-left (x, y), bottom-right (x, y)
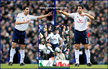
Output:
top-left (56, 1), bottom-right (107, 64)
top-left (39, 24), bottom-right (69, 60)
top-left (0, 1), bottom-right (107, 65)
top-left (1, 1), bottom-right (53, 64)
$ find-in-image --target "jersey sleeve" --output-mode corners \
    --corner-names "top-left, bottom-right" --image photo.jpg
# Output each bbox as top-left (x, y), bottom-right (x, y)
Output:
top-left (30, 15), bottom-right (38, 20)
top-left (58, 34), bottom-right (62, 40)
top-left (85, 16), bottom-right (90, 20)
top-left (16, 14), bottom-right (21, 21)
top-left (46, 34), bottom-right (51, 40)
top-left (68, 13), bottom-right (75, 18)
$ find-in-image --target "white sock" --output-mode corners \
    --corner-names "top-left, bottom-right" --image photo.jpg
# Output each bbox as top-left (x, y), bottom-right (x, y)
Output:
top-left (75, 49), bottom-right (79, 64)
top-left (85, 49), bottom-right (90, 63)
top-left (20, 49), bottom-right (25, 63)
top-left (53, 56), bottom-right (56, 64)
top-left (9, 48), bottom-right (16, 62)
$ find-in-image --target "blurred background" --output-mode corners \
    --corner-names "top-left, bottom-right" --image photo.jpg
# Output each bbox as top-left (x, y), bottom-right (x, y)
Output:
top-left (39, 24), bottom-right (69, 60)
top-left (0, 1), bottom-right (54, 64)
top-left (56, 1), bottom-right (107, 64)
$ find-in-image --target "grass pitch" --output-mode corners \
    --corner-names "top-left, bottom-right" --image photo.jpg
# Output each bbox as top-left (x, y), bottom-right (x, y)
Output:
top-left (1, 64), bottom-right (38, 69)
top-left (1, 64), bottom-right (107, 69)
top-left (70, 65), bottom-right (107, 69)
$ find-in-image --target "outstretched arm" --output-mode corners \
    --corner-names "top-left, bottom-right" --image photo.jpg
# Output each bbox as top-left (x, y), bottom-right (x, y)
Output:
top-left (16, 20), bottom-right (30, 25)
top-left (57, 10), bottom-right (69, 16)
top-left (37, 11), bottom-right (53, 20)
top-left (81, 13), bottom-right (95, 20)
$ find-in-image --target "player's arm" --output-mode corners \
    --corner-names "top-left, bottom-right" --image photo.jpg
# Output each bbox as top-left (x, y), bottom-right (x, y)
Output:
top-left (15, 14), bottom-right (30, 25)
top-left (85, 13), bottom-right (94, 20)
top-left (57, 10), bottom-right (69, 16)
top-left (58, 35), bottom-right (63, 46)
top-left (59, 39), bottom-right (63, 46)
top-left (37, 11), bottom-right (53, 20)
top-left (15, 20), bottom-right (30, 25)
top-left (81, 13), bottom-right (94, 20)
top-left (46, 34), bottom-right (51, 42)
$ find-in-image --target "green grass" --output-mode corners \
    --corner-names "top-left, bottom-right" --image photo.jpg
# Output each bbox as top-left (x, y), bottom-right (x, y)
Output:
top-left (1, 64), bottom-right (38, 69)
top-left (70, 65), bottom-right (107, 69)
top-left (1, 64), bottom-right (107, 69)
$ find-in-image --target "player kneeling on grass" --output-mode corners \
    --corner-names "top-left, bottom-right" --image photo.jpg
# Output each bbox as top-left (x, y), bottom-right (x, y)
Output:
top-left (57, 5), bottom-right (94, 67)
top-left (8, 6), bottom-right (53, 66)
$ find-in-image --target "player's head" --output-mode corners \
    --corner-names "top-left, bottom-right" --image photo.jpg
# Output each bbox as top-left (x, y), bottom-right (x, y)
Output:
top-left (23, 6), bottom-right (29, 15)
top-left (53, 29), bottom-right (57, 34)
top-left (76, 5), bottom-right (84, 14)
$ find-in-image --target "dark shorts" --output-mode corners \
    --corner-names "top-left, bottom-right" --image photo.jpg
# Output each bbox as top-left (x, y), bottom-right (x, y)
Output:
top-left (50, 43), bottom-right (59, 50)
top-left (74, 30), bottom-right (89, 44)
top-left (12, 28), bottom-right (26, 44)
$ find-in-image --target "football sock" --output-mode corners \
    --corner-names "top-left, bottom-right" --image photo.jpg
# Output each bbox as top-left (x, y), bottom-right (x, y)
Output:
top-left (9, 48), bottom-right (16, 62)
top-left (20, 49), bottom-right (25, 63)
top-left (85, 49), bottom-right (90, 63)
top-left (75, 49), bottom-right (79, 64)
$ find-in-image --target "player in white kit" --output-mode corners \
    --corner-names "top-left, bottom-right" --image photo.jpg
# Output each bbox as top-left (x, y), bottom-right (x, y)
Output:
top-left (46, 29), bottom-right (63, 66)
top-left (8, 6), bottom-right (52, 66)
top-left (46, 29), bottom-right (62, 50)
top-left (57, 5), bottom-right (94, 66)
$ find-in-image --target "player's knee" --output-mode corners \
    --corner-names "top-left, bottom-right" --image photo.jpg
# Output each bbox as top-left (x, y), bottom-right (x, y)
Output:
top-left (12, 42), bottom-right (17, 48)
top-left (74, 44), bottom-right (80, 50)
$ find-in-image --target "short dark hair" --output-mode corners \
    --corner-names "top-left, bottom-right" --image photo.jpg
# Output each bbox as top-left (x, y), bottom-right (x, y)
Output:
top-left (76, 5), bottom-right (84, 10)
top-left (53, 29), bottom-right (57, 32)
top-left (23, 6), bottom-right (29, 10)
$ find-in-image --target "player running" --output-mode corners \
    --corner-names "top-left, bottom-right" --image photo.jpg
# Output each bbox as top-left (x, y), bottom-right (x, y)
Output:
top-left (8, 6), bottom-right (53, 66)
top-left (57, 5), bottom-right (94, 66)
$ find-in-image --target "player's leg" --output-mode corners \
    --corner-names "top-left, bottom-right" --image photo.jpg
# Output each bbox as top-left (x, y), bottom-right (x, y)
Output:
top-left (84, 44), bottom-right (92, 66)
top-left (19, 31), bottom-right (26, 66)
top-left (9, 42), bottom-right (17, 65)
top-left (74, 30), bottom-right (81, 66)
top-left (81, 30), bottom-right (92, 66)
top-left (50, 43), bottom-right (57, 66)
top-left (74, 44), bottom-right (80, 66)
top-left (19, 44), bottom-right (25, 66)
top-left (9, 29), bottom-right (18, 66)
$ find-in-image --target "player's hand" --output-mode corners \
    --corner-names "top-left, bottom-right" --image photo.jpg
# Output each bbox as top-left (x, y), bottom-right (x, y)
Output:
top-left (25, 20), bottom-right (30, 23)
top-left (47, 11), bottom-right (53, 16)
top-left (57, 10), bottom-right (62, 13)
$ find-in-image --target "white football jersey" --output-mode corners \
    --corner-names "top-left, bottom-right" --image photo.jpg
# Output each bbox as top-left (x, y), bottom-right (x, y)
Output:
top-left (15, 12), bottom-right (38, 31)
top-left (47, 33), bottom-right (62, 44)
top-left (69, 13), bottom-right (89, 31)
